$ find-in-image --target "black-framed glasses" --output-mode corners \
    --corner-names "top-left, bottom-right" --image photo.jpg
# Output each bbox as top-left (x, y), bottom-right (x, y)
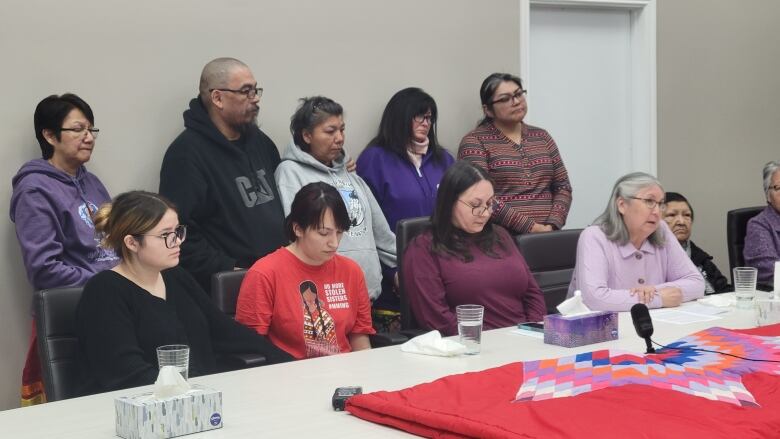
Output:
top-left (769, 185), bottom-right (780, 192)
top-left (209, 87), bottom-right (263, 99)
top-left (629, 196), bottom-right (666, 211)
top-left (459, 198), bottom-right (500, 216)
top-left (135, 225), bottom-right (187, 249)
top-left (490, 89), bottom-right (527, 105)
top-left (413, 114), bottom-right (433, 124)
top-left (61, 126), bottom-right (100, 139)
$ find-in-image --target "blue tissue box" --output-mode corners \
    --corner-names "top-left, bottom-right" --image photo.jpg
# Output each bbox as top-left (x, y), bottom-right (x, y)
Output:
top-left (543, 312), bottom-right (619, 348)
top-left (115, 384), bottom-right (223, 439)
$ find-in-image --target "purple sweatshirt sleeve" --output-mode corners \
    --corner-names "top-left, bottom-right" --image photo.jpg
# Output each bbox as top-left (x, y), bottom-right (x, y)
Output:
top-left (743, 213), bottom-right (780, 283)
top-left (13, 189), bottom-right (93, 290)
top-left (402, 235), bottom-right (458, 335)
top-left (356, 147), bottom-right (386, 209)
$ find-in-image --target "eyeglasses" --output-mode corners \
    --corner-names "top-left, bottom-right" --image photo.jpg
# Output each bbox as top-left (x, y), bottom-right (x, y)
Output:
top-left (459, 198), bottom-right (500, 216)
top-left (61, 126), bottom-right (99, 139)
top-left (629, 196), bottom-right (666, 211)
top-left (135, 225), bottom-right (187, 249)
top-left (769, 185), bottom-right (780, 192)
top-left (490, 89), bottom-right (527, 105)
top-left (210, 87), bottom-right (263, 99)
top-left (413, 114), bottom-right (433, 124)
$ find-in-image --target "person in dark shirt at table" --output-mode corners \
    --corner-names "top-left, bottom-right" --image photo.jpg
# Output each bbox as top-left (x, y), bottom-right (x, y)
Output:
top-left (402, 161), bottom-right (546, 335)
top-left (663, 192), bottom-right (730, 294)
top-left (76, 191), bottom-right (292, 394)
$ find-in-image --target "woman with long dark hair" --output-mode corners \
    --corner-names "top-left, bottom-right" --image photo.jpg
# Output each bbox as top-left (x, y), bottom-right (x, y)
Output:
top-left (357, 87), bottom-right (455, 329)
top-left (402, 161), bottom-right (546, 335)
top-left (358, 87), bottom-right (455, 232)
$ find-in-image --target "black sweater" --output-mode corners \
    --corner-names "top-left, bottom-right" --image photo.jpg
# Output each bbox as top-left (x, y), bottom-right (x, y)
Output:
top-left (76, 267), bottom-right (292, 394)
top-left (689, 240), bottom-right (731, 294)
top-left (159, 97), bottom-right (286, 291)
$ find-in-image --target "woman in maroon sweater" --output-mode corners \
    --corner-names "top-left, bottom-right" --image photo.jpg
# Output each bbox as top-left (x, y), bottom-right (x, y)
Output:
top-left (402, 161), bottom-right (546, 335)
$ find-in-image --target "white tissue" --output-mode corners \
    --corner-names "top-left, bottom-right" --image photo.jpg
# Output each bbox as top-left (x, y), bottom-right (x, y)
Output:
top-left (556, 290), bottom-right (594, 316)
top-left (400, 330), bottom-right (467, 357)
top-left (152, 366), bottom-right (191, 399)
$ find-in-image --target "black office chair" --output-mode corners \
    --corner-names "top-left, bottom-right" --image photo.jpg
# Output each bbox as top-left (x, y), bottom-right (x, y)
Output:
top-left (726, 206), bottom-right (764, 276)
top-left (34, 286), bottom-right (84, 402)
top-left (515, 229), bottom-right (583, 314)
top-left (211, 269), bottom-right (268, 370)
top-left (211, 269), bottom-right (248, 318)
top-left (396, 217), bottom-right (432, 335)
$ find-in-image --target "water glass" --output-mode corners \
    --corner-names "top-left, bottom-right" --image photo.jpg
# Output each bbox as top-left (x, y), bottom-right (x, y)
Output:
top-left (733, 267), bottom-right (758, 310)
top-left (157, 344), bottom-right (190, 380)
top-left (756, 297), bottom-right (780, 326)
top-left (456, 304), bottom-right (484, 355)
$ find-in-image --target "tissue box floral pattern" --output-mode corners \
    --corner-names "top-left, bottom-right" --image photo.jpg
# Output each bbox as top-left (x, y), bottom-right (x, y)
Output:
top-left (115, 384), bottom-right (222, 439)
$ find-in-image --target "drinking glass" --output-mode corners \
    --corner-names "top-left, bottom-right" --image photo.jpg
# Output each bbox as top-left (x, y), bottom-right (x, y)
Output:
top-left (456, 305), bottom-right (484, 355)
top-left (156, 344), bottom-right (190, 380)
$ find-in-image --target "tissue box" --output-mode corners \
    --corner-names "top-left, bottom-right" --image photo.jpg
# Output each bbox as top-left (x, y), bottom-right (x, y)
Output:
top-left (543, 312), bottom-right (618, 348)
top-left (115, 384), bottom-right (223, 439)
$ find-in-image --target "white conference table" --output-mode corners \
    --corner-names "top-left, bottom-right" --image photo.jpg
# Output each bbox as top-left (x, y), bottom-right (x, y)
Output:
top-left (0, 302), bottom-right (760, 438)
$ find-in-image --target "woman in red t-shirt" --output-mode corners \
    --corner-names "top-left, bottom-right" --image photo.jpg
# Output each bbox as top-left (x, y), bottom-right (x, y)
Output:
top-left (236, 182), bottom-right (375, 359)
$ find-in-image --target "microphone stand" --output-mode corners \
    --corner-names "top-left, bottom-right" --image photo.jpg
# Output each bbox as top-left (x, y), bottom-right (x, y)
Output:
top-left (644, 337), bottom-right (655, 354)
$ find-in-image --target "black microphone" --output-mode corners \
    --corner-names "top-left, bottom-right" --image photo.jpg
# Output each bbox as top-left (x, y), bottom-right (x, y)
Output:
top-left (630, 303), bottom-right (655, 353)
top-left (629, 303), bottom-right (780, 363)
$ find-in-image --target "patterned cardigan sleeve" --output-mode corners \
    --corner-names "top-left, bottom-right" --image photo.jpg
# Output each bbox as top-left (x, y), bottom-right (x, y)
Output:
top-left (545, 134), bottom-right (573, 229)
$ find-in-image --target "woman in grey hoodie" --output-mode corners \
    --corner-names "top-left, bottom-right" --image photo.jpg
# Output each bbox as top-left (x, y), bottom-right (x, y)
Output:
top-left (275, 96), bottom-right (397, 302)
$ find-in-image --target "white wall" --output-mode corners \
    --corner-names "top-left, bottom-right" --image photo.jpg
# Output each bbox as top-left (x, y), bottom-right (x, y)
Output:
top-left (656, 0), bottom-right (780, 277)
top-left (0, 0), bottom-right (519, 410)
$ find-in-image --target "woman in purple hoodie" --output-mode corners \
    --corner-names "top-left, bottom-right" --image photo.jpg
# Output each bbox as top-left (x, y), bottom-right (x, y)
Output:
top-left (10, 93), bottom-right (119, 405)
top-left (356, 88), bottom-right (454, 330)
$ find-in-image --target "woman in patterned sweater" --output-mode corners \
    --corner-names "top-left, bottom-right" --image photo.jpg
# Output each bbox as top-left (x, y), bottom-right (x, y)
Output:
top-left (458, 73), bottom-right (572, 234)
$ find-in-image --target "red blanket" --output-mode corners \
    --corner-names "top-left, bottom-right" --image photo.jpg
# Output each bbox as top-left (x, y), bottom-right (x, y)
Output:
top-left (347, 325), bottom-right (780, 438)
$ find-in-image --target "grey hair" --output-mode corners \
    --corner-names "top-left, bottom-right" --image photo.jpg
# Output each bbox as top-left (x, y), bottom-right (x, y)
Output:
top-left (762, 160), bottom-right (780, 201)
top-left (198, 57), bottom-right (249, 105)
top-left (594, 172), bottom-right (666, 247)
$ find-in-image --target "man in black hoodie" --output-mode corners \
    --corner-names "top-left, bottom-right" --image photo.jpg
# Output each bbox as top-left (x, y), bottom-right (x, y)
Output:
top-left (160, 57), bottom-right (285, 292)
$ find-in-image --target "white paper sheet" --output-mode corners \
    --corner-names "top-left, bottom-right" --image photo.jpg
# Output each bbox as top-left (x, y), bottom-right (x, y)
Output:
top-left (650, 309), bottom-right (721, 325)
top-left (678, 303), bottom-right (730, 316)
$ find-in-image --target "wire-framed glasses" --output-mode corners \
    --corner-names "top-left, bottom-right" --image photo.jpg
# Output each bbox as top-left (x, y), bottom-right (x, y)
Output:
top-left (629, 196), bottom-right (666, 211)
top-left (61, 126), bottom-right (100, 139)
top-left (209, 87), bottom-right (263, 99)
top-left (490, 89), bottom-right (527, 105)
top-left (459, 198), bottom-right (500, 216)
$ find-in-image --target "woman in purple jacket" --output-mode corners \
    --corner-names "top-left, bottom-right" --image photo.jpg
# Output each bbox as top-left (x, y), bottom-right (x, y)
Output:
top-left (744, 160), bottom-right (780, 287)
top-left (358, 87), bottom-right (455, 232)
top-left (356, 88), bottom-right (455, 329)
top-left (10, 93), bottom-right (118, 405)
top-left (403, 161), bottom-right (546, 336)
